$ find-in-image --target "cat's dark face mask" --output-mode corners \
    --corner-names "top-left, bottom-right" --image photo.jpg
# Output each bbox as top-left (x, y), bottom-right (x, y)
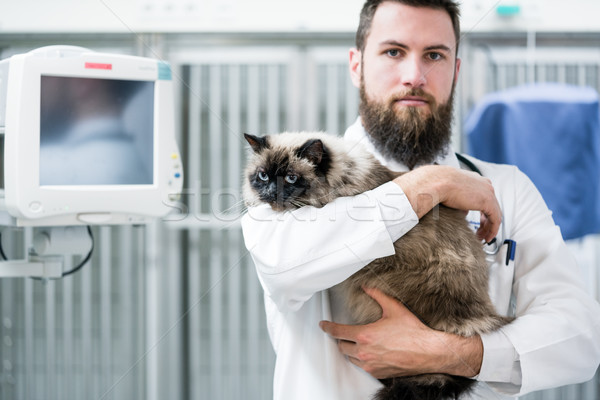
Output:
top-left (255, 174), bottom-right (301, 211)
top-left (359, 71), bottom-right (456, 170)
top-left (244, 133), bottom-right (320, 211)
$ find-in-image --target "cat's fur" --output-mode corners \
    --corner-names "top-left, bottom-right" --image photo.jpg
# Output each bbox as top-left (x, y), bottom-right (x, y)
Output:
top-left (243, 131), bottom-right (512, 400)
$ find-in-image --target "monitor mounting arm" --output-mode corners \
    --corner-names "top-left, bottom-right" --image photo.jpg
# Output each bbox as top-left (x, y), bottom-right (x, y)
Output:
top-left (0, 226), bottom-right (93, 279)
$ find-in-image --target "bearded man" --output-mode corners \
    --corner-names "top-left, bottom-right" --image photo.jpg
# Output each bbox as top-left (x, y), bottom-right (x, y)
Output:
top-left (242, 1), bottom-right (600, 399)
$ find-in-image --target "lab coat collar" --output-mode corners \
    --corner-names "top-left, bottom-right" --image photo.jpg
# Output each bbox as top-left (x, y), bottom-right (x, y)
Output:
top-left (343, 117), bottom-right (460, 172)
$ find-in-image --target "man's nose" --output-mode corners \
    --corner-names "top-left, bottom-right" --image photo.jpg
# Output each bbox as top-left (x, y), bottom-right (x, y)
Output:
top-left (400, 57), bottom-right (427, 88)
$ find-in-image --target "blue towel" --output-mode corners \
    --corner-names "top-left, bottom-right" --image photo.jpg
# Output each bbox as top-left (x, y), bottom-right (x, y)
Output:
top-left (465, 83), bottom-right (600, 240)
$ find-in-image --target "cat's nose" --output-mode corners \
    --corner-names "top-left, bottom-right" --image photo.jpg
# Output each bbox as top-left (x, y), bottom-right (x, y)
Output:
top-left (267, 182), bottom-right (278, 196)
top-left (263, 184), bottom-right (279, 202)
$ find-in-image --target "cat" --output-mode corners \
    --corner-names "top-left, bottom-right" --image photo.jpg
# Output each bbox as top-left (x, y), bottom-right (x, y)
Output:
top-left (243, 131), bottom-right (512, 400)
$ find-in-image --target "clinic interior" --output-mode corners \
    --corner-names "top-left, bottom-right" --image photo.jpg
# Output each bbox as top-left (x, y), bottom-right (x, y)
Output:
top-left (0, 1), bottom-right (599, 399)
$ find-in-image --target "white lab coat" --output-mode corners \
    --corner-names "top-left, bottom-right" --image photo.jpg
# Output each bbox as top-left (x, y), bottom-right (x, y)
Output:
top-left (241, 118), bottom-right (600, 399)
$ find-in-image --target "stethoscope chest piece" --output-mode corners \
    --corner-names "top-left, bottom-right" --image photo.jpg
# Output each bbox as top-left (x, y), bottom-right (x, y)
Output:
top-left (483, 237), bottom-right (500, 255)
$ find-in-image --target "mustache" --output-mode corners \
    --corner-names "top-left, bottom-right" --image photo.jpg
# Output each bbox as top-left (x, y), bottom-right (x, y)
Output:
top-left (389, 88), bottom-right (437, 105)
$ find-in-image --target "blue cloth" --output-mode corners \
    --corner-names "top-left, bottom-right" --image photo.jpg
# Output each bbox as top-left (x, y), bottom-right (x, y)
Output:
top-left (465, 83), bottom-right (600, 240)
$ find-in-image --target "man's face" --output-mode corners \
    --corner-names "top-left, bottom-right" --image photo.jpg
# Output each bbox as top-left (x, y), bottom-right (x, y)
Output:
top-left (349, 2), bottom-right (461, 167)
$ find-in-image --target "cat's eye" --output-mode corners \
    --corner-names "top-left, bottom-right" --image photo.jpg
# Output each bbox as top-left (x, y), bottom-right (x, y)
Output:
top-left (258, 171), bottom-right (269, 181)
top-left (285, 174), bottom-right (298, 184)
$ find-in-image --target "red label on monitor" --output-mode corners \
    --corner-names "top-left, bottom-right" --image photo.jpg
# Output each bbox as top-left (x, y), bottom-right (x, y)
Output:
top-left (85, 62), bottom-right (112, 70)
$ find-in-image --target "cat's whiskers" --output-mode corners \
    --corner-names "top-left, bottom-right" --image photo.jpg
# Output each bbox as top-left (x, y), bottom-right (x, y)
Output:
top-left (289, 199), bottom-right (309, 208)
top-left (219, 199), bottom-right (248, 216)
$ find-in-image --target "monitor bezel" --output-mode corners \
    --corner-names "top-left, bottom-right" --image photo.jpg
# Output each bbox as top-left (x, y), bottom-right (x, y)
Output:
top-left (2, 48), bottom-right (183, 226)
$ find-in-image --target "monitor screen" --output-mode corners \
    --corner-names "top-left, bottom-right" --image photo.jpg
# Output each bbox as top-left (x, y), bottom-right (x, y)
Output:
top-left (39, 76), bottom-right (154, 186)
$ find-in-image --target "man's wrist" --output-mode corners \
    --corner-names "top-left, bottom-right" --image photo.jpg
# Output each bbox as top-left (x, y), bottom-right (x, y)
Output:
top-left (393, 166), bottom-right (445, 218)
top-left (431, 330), bottom-right (483, 378)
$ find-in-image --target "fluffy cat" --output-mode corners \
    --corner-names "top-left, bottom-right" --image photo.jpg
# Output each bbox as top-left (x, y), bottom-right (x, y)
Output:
top-left (243, 131), bottom-right (511, 400)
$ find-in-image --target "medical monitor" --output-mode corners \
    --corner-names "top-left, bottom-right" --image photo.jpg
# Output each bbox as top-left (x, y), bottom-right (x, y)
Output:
top-left (0, 46), bottom-right (183, 226)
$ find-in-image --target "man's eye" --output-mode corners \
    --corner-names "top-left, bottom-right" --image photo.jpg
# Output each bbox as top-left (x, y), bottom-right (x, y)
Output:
top-left (258, 171), bottom-right (269, 181)
top-left (428, 52), bottom-right (443, 61)
top-left (386, 49), bottom-right (400, 57)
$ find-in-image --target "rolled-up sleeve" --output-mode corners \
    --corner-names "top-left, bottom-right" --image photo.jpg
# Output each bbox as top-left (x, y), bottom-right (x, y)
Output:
top-left (241, 181), bottom-right (418, 312)
top-left (478, 329), bottom-right (522, 394)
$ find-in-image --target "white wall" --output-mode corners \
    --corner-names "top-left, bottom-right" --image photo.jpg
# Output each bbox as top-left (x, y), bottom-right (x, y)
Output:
top-left (0, 0), bottom-right (365, 33)
top-left (1, 0), bottom-right (600, 34)
top-left (460, 0), bottom-right (600, 33)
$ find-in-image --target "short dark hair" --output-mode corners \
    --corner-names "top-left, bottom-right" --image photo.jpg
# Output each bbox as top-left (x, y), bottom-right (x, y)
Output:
top-left (355, 0), bottom-right (461, 55)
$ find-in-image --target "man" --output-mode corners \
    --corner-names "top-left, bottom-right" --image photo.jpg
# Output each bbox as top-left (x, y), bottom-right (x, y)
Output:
top-left (241, 1), bottom-right (600, 399)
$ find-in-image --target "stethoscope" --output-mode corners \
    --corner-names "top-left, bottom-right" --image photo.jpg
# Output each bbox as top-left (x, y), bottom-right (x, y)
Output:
top-left (456, 153), bottom-right (517, 266)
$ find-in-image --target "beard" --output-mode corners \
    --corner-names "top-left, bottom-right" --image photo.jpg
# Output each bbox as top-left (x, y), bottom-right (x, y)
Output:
top-left (359, 82), bottom-right (455, 170)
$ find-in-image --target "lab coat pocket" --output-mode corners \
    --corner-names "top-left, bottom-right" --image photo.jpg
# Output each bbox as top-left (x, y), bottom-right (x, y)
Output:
top-left (485, 243), bottom-right (516, 318)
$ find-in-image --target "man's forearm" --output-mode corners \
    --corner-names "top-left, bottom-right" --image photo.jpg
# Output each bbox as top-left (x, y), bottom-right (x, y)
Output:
top-left (393, 165), bottom-right (501, 243)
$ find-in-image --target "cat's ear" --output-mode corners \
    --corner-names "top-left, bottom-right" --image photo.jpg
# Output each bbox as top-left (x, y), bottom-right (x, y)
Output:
top-left (244, 133), bottom-right (269, 153)
top-left (297, 139), bottom-right (324, 165)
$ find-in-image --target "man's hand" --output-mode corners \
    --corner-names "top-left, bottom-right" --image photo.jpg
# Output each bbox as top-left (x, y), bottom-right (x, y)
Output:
top-left (319, 287), bottom-right (483, 379)
top-left (393, 165), bottom-right (501, 243)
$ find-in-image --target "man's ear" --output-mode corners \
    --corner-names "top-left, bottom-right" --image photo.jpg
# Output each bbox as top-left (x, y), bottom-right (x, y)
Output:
top-left (244, 133), bottom-right (269, 153)
top-left (454, 57), bottom-right (461, 86)
top-left (349, 48), bottom-right (362, 89)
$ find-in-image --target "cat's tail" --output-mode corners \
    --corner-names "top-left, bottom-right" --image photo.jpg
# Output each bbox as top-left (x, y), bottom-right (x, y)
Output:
top-left (375, 376), bottom-right (475, 400)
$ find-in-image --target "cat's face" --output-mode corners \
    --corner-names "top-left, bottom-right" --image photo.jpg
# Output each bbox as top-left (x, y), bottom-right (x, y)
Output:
top-left (243, 133), bottom-right (327, 211)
